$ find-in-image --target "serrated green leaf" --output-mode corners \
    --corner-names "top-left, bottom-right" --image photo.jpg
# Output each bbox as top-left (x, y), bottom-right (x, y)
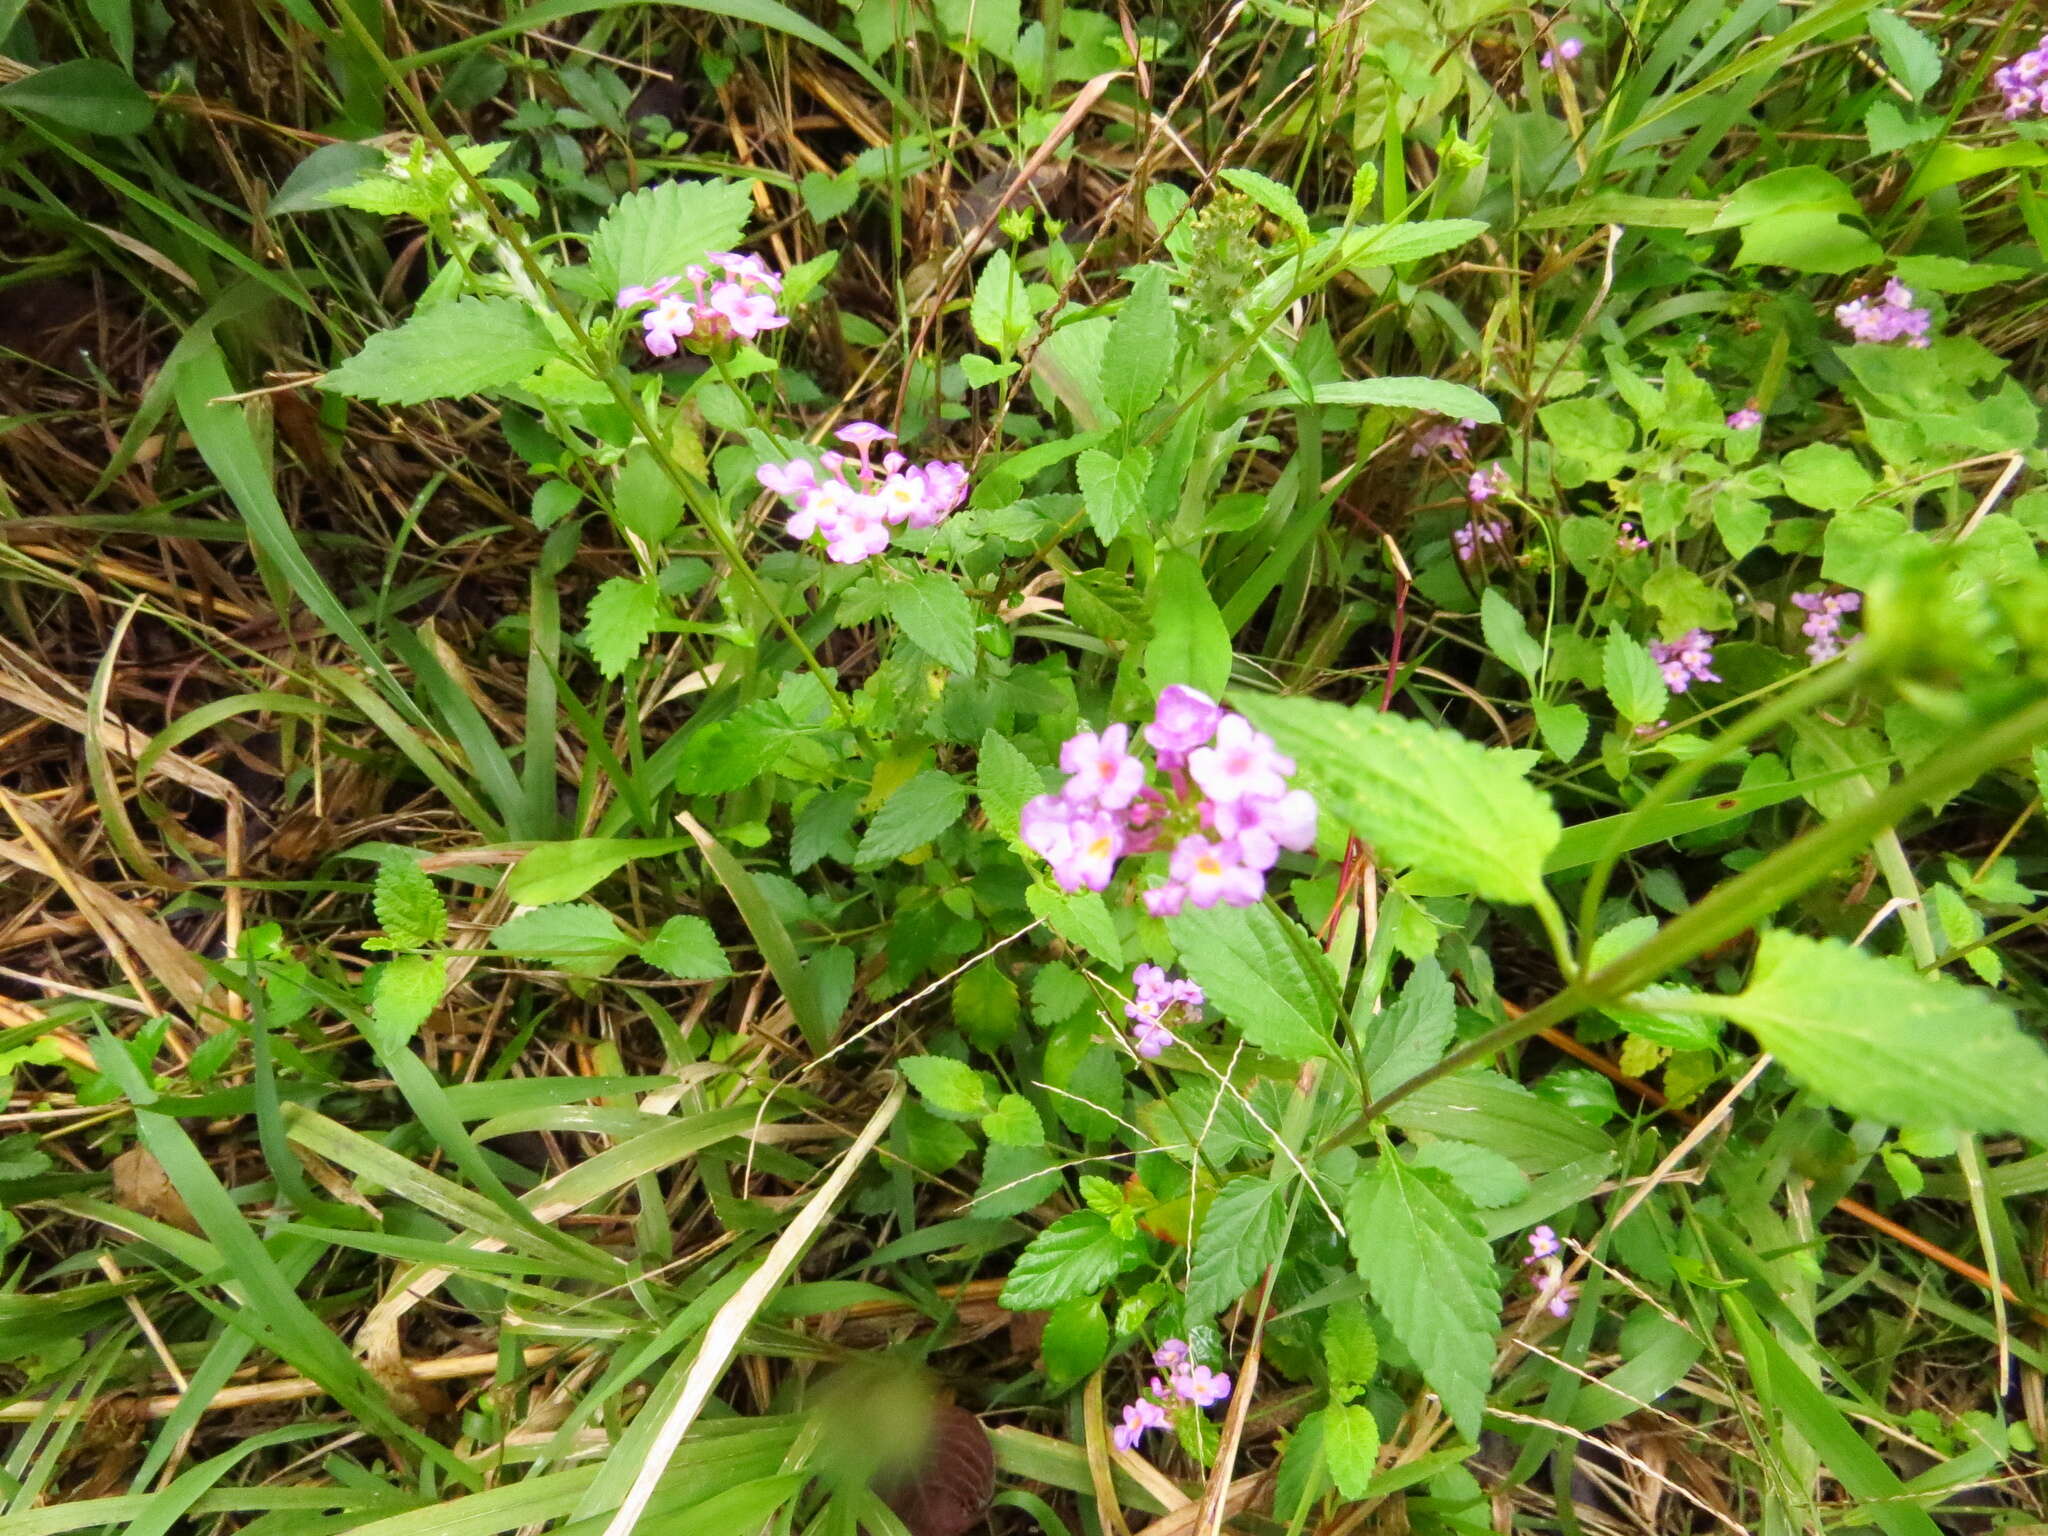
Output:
top-left (370, 954), bottom-right (446, 1047)
top-left (1024, 885), bottom-right (1123, 965)
top-left (639, 915), bottom-right (732, 980)
top-left (970, 247), bottom-right (1031, 356)
top-left (976, 729), bottom-right (1045, 843)
top-left (373, 859), bottom-right (447, 947)
top-left (976, 1141), bottom-right (1062, 1219)
top-left (1077, 447), bottom-right (1148, 544)
top-left (492, 904), bottom-right (634, 977)
top-left (1361, 954), bottom-right (1455, 1096)
top-left (324, 298), bottom-right (556, 405)
top-left (1241, 377), bottom-right (1499, 423)
top-left (999, 1212), bottom-right (1144, 1310)
top-left (1388, 1071), bottom-right (1611, 1173)
top-left (1705, 932), bottom-right (2048, 1138)
top-left (612, 445), bottom-right (684, 544)
top-left (1531, 700), bottom-right (1589, 763)
top-left (583, 576), bottom-right (664, 679)
top-left (1322, 1309), bottom-right (1379, 1392)
top-left (1480, 588), bottom-right (1543, 681)
top-left (955, 960), bottom-right (1022, 1051)
top-left (1078, 1174), bottom-right (1123, 1217)
top-left (1220, 166), bottom-right (1310, 238)
top-left (1323, 1403), bottom-right (1381, 1500)
top-left (790, 785), bottom-right (862, 873)
top-left (1244, 699), bottom-right (1561, 905)
top-left (1167, 903), bottom-right (1338, 1063)
top-left (981, 1091), bottom-right (1042, 1146)
top-left (889, 572), bottom-right (979, 674)
top-left (855, 771), bottom-right (968, 868)
top-left (900, 1053), bottom-right (988, 1118)
top-left (1411, 1141), bottom-right (1531, 1208)
top-left (1868, 9), bottom-right (1941, 101)
top-left (1348, 1158), bottom-right (1500, 1439)
top-left (1187, 1176), bottom-right (1289, 1318)
top-left (1602, 629), bottom-right (1669, 725)
top-left (590, 176), bottom-right (756, 294)
top-left (1042, 1294), bottom-right (1110, 1386)
top-left (1102, 265), bottom-right (1176, 421)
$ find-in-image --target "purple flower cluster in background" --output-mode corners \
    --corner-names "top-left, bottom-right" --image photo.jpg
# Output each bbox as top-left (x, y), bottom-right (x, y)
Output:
top-left (1020, 687), bottom-right (1316, 914)
top-left (1467, 463), bottom-right (1509, 502)
top-left (1125, 964), bottom-right (1204, 1059)
top-left (1791, 588), bottom-right (1861, 663)
top-left (1649, 629), bottom-right (1719, 693)
top-left (1615, 520), bottom-right (1648, 553)
top-left (1453, 517), bottom-right (1507, 563)
top-left (1540, 35), bottom-right (1583, 68)
top-left (618, 253), bottom-right (788, 355)
top-left (1411, 414), bottom-right (1478, 459)
top-left (1994, 35), bottom-right (2048, 120)
top-left (1113, 1339), bottom-right (1234, 1452)
top-left (1524, 1226), bottom-right (1576, 1318)
top-left (1835, 280), bottom-right (1931, 348)
top-left (756, 423), bottom-right (969, 563)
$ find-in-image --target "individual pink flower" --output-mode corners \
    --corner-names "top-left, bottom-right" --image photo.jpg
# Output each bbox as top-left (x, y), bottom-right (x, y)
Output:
top-left (1725, 406), bottom-right (1762, 431)
top-left (1153, 1339), bottom-right (1190, 1371)
top-left (1526, 1225), bottom-right (1561, 1262)
top-left (1113, 1398), bottom-right (1169, 1452)
top-left (1143, 685), bottom-right (1224, 765)
top-left (621, 252), bottom-right (788, 355)
top-left (1467, 464), bottom-right (1510, 502)
top-left (1539, 35), bottom-right (1583, 67)
top-left (1188, 715), bottom-right (1293, 806)
top-left (1170, 1364), bottom-right (1233, 1408)
top-left (1211, 788), bottom-right (1317, 871)
top-left (1061, 725), bottom-right (1146, 810)
top-left (1131, 1018), bottom-right (1174, 1058)
top-left (1835, 279), bottom-right (1931, 347)
top-left (1169, 834), bottom-right (1264, 909)
top-left (1615, 520), bottom-right (1648, 553)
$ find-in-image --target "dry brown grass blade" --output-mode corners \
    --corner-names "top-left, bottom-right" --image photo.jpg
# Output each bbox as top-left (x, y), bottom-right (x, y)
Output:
top-left (0, 649), bottom-right (236, 801)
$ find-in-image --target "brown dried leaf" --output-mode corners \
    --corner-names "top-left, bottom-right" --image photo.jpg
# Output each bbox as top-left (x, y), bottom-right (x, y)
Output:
top-left (109, 1146), bottom-right (200, 1235)
top-left (878, 1403), bottom-right (995, 1536)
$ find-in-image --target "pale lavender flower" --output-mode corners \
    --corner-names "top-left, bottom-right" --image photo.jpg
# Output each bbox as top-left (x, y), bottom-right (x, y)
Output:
top-left (1125, 965), bottom-right (1204, 1057)
top-left (1539, 35), bottom-right (1583, 67)
top-left (1411, 414), bottom-right (1478, 460)
top-left (1648, 629), bottom-right (1720, 693)
top-left (1615, 520), bottom-right (1648, 553)
top-left (1143, 685), bottom-right (1224, 765)
top-left (1452, 517), bottom-right (1507, 563)
top-left (1187, 715), bottom-right (1293, 805)
top-left (1994, 34), bottom-right (2048, 120)
top-left (1061, 724), bottom-right (1146, 811)
top-left (1835, 279), bottom-right (1932, 348)
top-left (1152, 1339), bottom-right (1190, 1371)
top-left (1210, 787), bottom-right (1318, 872)
top-left (1169, 834), bottom-right (1264, 909)
top-left (1541, 1280), bottom-right (1578, 1318)
top-left (755, 426), bottom-right (967, 562)
top-left (1113, 1398), bottom-right (1169, 1452)
top-left (1131, 1018), bottom-right (1174, 1058)
top-left (1526, 1225), bottom-right (1561, 1262)
top-left (1171, 1364), bottom-right (1233, 1408)
top-left (1467, 463), bottom-right (1510, 502)
top-left (1790, 588), bottom-right (1862, 663)
top-left (1726, 407), bottom-right (1762, 431)
top-left (621, 252), bottom-right (789, 355)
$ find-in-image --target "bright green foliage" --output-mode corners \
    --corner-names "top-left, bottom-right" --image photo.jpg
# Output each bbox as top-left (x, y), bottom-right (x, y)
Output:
top-left (491, 905), bottom-right (633, 977)
top-left (1185, 1175), bottom-right (1288, 1317)
top-left (583, 576), bottom-right (664, 679)
top-left (1322, 1404), bottom-right (1381, 1500)
top-left (953, 960), bottom-right (1022, 1050)
top-left (999, 1213), bottom-right (1146, 1311)
top-left (373, 859), bottom-right (447, 948)
top-left (369, 954), bottom-right (447, 1048)
top-left (589, 175), bottom-right (755, 292)
top-left (855, 771), bottom-right (968, 867)
top-left (899, 1054), bottom-right (989, 1119)
top-left (639, 916), bottom-right (732, 980)
top-left (324, 297), bottom-right (556, 404)
top-left (1041, 1294), bottom-right (1110, 1386)
top-left (1167, 904), bottom-right (1338, 1063)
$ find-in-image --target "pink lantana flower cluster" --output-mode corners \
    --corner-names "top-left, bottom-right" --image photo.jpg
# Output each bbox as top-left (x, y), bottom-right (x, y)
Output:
top-left (1524, 1226), bottom-right (1577, 1318)
top-left (1994, 34), bottom-right (2048, 120)
top-left (1020, 687), bottom-right (1316, 915)
top-left (1649, 629), bottom-right (1719, 693)
top-left (1125, 964), bottom-right (1204, 1059)
top-left (617, 253), bottom-right (788, 355)
top-left (1835, 279), bottom-right (1931, 348)
top-left (1791, 588), bottom-right (1861, 663)
top-left (1113, 1339), bottom-right (1234, 1452)
top-left (755, 422), bottom-right (970, 564)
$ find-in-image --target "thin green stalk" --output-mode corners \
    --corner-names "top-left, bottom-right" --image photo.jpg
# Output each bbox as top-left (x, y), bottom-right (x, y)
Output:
top-left (1325, 685), bottom-right (2048, 1153)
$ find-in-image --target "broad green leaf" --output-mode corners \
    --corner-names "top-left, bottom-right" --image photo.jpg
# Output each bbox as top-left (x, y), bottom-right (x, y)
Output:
top-left (639, 915), bottom-right (732, 980)
top-left (1242, 377), bottom-right (1499, 424)
top-left (370, 954), bottom-right (446, 1047)
top-left (1077, 446), bottom-right (1149, 543)
top-left (899, 1054), bottom-right (988, 1119)
top-left (1602, 628), bottom-right (1668, 725)
top-left (492, 904), bottom-right (634, 977)
top-left (1709, 165), bottom-right (1862, 228)
top-left (1480, 588), bottom-right (1542, 681)
top-left (1335, 218), bottom-right (1490, 270)
top-left (955, 960), bottom-right (1022, 1051)
top-left (1410, 1142), bottom-right (1530, 1208)
top-left (855, 770), bottom-right (969, 867)
top-left (1361, 954), bottom-right (1454, 1096)
top-left (970, 247), bottom-right (1031, 356)
top-left (373, 859), bottom-right (446, 947)
top-left (981, 1091), bottom-right (1041, 1146)
top-left (976, 729), bottom-right (1045, 842)
top-left (1220, 166), bottom-right (1310, 238)
top-left (1186, 1176), bottom-right (1289, 1318)
top-left (324, 297), bottom-right (556, 405)
top-left (888, 571), bottom-right (979, 674)
top-left (506, 838), bottom-right (690, 905)
top-left (1387, 1071), bottom-right (1611, 1172)
top-left (1025, 885), bottom-right (1123, 964)
top-left (1144, 550), bottom-right (1233, 699)
top-left (1244, 699), bottom-right (1561, 905)
top-left (1868, 10), bottom-right (1941, 101)
top-left (1531, 700), bottom-right (1589, 763)
top-left (1323, 1403), bottom-right (1381, 1500)
top-left (1348, 1158), bottom-right (1499, 1439)
top-left (1539, 396), bottom-right (1634, 486)
top-left (589, 176), bottom-right (756, 294)
top-left (1779, 443), bottom-right (1875, 512)
top-left (583, 575), bottom-right (663, 678)
top-left (612, 444), bottom-right (684, 544)
top-left (999, 1212), bottom-right (1145, 1310)
top-left (1167, 904), bottom-right (1338, 1063)
top-left (1042, 1294), bottom-right (1110, 1386)
top-left (1101, 265), bottom-right (1176, 421)
top-left (1735, 212), bottom-right (1882, 275)
top-left (1322, 1310), bottom-right (1379, 1393)
top-left (976, 1141), bottom-right (1062, 1218)
top-left (1704, 932), bottom-right (2048, 1139)
top-left (0, 60), bottom-right (153, 135)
